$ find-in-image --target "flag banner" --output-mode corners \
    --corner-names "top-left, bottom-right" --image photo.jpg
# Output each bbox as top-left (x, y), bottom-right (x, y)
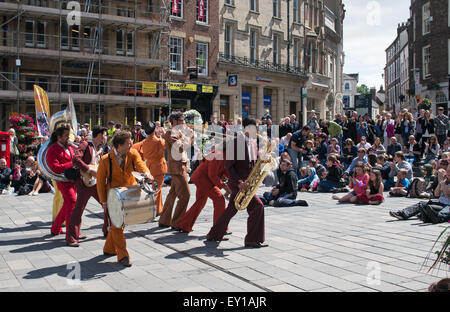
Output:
top-left (198, 0), bottom-right (205, 19)
top-left (33, 85), bottom-right (50, 137)
top-left (172, 0), bottom-right (179, 14)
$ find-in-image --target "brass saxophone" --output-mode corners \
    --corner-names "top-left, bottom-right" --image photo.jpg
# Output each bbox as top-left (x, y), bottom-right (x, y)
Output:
top-left (234, 138), bottom-right (276, 211)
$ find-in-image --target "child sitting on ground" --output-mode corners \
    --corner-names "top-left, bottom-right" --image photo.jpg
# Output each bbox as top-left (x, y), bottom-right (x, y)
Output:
top-left (389, 169), bottom-right (410, 197)
top-left (332, 161), bottom-right (369, 203)
top-left (298, 167), bottom-right (320, 192)
top-left (357, 170), bottom-right (384, 205)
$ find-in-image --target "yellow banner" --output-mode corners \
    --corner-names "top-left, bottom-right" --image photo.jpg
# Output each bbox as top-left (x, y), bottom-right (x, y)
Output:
top-left (142, 82), bottom-right (157, 94)
top-left (202, 85), bottom-right (213, 93)
top-left (167, 82), bottom-right (197, 92)
top-left (34, 85), bottom-right (51, 136)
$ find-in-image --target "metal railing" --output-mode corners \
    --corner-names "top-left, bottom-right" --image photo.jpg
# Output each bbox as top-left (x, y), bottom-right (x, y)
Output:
top-left (219, 53), bottom-right (307, 76)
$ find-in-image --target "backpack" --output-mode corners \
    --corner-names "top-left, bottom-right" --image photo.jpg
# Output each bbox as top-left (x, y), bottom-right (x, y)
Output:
top-left (406, 178), bottom-right (426, 198)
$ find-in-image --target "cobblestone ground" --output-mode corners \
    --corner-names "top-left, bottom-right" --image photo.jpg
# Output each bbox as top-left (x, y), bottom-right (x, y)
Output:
top-left (0, 185), bottom-right (448, 292)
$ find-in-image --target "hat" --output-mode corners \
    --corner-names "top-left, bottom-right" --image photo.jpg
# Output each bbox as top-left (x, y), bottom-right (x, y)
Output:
top-left (136, 122), bottom-right (142, 126)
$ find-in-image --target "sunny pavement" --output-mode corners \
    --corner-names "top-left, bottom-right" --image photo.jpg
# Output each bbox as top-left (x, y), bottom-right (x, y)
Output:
top-left (0, 184), bottom-right (448, 292)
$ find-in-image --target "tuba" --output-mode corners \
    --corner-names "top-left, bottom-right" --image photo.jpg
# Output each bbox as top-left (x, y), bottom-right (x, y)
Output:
top-left (37, 99), bottom-right (78, 182)
top-left (234, 136), bottom-right (276, 211)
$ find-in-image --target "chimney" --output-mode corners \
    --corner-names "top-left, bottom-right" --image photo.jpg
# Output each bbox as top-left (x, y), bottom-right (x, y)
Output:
top-left (370, 87), bottom-right (376, 101)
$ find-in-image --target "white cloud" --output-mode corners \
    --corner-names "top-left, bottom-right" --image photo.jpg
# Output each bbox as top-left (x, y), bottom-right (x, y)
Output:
top-left (343, 0), bottom-right (410, 89)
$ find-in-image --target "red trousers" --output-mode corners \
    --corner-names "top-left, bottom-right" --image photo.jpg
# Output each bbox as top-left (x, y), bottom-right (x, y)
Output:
top-left (177, 186), bottom-right (226, 232)
top-left (51, 181), bottom-right (76, 236)
top-left (356, 193), bottom-right (384, 204)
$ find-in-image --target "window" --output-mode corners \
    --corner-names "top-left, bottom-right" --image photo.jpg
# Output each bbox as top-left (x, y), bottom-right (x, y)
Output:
top-left (83, 26), bottom-right (92, 51)
top-left (196, 42), bottom-right (208, 76)
top-left (293, 39), bottom-right (299, 68)
top-left (224, 24), bottom-right (232, 58)
top-left (71, 25), bottom-right (80, 50)
top-left (273, 35), bottom-right (279, 65)
top-left (196, 0), bottom-right (208, 24)
top-left (345, 83), bottom-right (350, 90)
top-left (25, 21), bottom-right (34, 46)
top-left (423, 45), bottom-right (431, 78)
top-left (170, 0), bottom-right (182, 18)
top-left (423, 2), bottom-right (431, 35)
top-left (293, 0), bottom-right (299, 23)
top-left (61, 23), bottom-right (69, 49)
top-left (250, 0), bottom-right (257, 12)
top-left (61, 79), bottom-right (68, 93)
top-left (225, 0), bottom-right (233, 5)
top-left (71, 80), bottom-right (81, 93)
top-left (116, 30), bottom-right (124, 55)
top-left (273, 0), bottom-right (280, 18)
top-left (304, 1), bottom-right (310, 27)
top-left (250, 29), bottom-right (257, 63)
top-left (126, 31), bottom-right (134, 56)
top-left (170, 37), bottom-right (183, 73)
top-left (36, 22), bottom-right (46, 47)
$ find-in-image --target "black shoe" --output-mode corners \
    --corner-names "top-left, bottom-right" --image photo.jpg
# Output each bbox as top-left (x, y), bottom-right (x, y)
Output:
top-left (206, 234), bottom-right (229, 242)
top-left (66, 242), bottom-right (79, 247)
top-left (245, 242), bottom-right (269, 248)
top-left (389, 211), bottom-right (405, 220)
top-left (103, 252), bottom-right (116, 257)
top-left (422, 205), bottom-right (442, 224)
top-left (158, 223), bottom-right (170, 228)
top-left (119, 256), bottom-right (132, 267)
top-left (224, 231), bottom-right (232, 235)
top-left (295, 200), bottom-right (309, 207)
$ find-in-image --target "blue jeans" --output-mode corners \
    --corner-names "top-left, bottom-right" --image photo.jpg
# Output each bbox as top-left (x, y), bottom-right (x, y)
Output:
top-left (383, 179), bottom-right (395, 190)
top-left (317, 180), bottom-right (342, 192)
top-left (405, 156), bottom-right (416, 165)
top-left (260, 192), bottom-right (298, 207)
top-left (437, 206), bottom-right (450, 222)
top-left (287, 148), bottom-right (302, 177)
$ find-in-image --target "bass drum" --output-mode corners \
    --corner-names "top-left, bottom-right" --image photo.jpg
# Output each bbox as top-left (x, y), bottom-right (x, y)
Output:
top-left (107, 185), bottom-right (156, 229)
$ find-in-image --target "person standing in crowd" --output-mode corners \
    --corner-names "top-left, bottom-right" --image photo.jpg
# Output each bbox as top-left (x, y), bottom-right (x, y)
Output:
top-left (47, 125), bottom-right (77, 237)
top-left (415, 109), bottom-right (425, 144)
top-left (401, 113), bottom-right (415, 146)
top-left (97, 130), bottom-right (152, 267)
top-left (142, 121), bottom-right (167, 216)
top-left (424, 135), bottom-right (440, 164)
top-left (321, 120), bottom-right (343, 143)
top-left (434, 107), bottom-right (449, 146)
top-left (421, 110), bottom-right (435, 152)
top-left (287, 126), bottom-right (311, 175)
top-left (279, 117), bottom-right (293, 138)
top-left (382, 113), bottom-right (395, 149)
top-left (206, 117), bottom-right (268, 248)
top-left (159, 112), bottom-right (193, 230)
top-left (356, 116), bottom-right (368, 143)
top-left (307, 114), bottom-right (320, 135)
top-left (106, 121), bottom-right (116, 145)
top-left (8, 128), bottom-right (19, 170)
top-left (290, 114), bottom-right (300, 133)
top-left (66, 126), bottom-right (108, 247)
top-left (132, 122), bottom-right (147, 143)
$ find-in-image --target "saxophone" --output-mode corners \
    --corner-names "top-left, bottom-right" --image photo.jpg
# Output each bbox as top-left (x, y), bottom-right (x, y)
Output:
top-left (234, 137), bottom-right (276, 211)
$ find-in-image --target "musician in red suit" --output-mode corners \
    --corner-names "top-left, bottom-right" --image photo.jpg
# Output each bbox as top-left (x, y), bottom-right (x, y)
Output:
top-left (176, 147), bottom-right (232, 233)
top-left (206, 117), bottom-right (268, 248)
top-left (66, 126), bottom-right (108, 247)
top-left (48, 125), bottom-right (77, 237)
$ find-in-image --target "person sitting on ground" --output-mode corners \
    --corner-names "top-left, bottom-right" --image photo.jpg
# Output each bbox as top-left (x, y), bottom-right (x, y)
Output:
top-left (403, 135), bottom-right (422, 165)
top-left (10, 160), bottom-right (25, 191)
top-left (317, 154), bottom-right (346, 193)
top-left (372, 154), bottom-right (392, 189)
top-left (341, 138), bottom-right (357, 169)
top-left (357, 170), bottom-right (384, 205)
top-left (356, 136), bottom-right (372, 151)
top-left (327, 137), bottom-right (341, 157)
top-left (389, 169), bottom-right (410, 197)
top-left (428, 278), bottom-right (450, 292)
top-left (344, 148), bottom-right (368, 178)
top-left (388, 151), bottom-right (413, 184)
top-left (308, 158), bottom-right (327, 182)
top-left (333, 162), bottom-right (369, 203)
top-left (0, 158), bottom-right (12, 192)
top-left (387, 137), bottom-right (402, 160)
top-left (421, 164), bottom-right (437, 199)
top-left (17, 160), bottom-right (51, 196)
top-left (298, 167), bottom-right (319, 192)
top-left (301, 140), bottom-right (315, 167)
top-left (259, 159), bottom-right (308, 207)
top-left (424, 135), bottom-right (440, 164)
top-left (390, 165), bottom-right (450, 223)
top-left (369, 137), bottom-right (386, 155)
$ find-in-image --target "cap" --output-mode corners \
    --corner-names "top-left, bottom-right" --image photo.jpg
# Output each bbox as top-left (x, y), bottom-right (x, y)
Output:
top-left (136, 122), bottom-right (142, 126)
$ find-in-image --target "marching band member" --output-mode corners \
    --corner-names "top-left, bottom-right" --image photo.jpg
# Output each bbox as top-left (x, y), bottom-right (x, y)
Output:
top-left (96, 130), bottom-right (153, 267)
top-left (158, 112), bottom-right (193, 230)
top-left (142, 122), bottom-right (167, 215)
top-left (48, 125), bottom-right (77, 237)
top-left (176, 144), bottom-right (231, 233)
top-left (206, 117), bottom-right (268, 248)
top-left (66, 126), bottom-right (108, 247)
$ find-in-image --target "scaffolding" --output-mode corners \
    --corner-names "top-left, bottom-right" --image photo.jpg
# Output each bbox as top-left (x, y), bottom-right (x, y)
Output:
top-left (0, 0), bottom-right (171, 127)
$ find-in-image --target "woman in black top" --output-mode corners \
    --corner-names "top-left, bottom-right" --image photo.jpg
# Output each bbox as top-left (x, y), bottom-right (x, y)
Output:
top-left (341, 138), bottom-right (357, 169)
top-left (317, 155), bottom-right (345, 192)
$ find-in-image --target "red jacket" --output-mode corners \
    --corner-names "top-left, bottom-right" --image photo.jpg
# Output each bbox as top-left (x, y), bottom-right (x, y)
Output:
top-left (190, 151), bottom-right (228, 190)
top-left (47, 142), bottom-right (75, 174)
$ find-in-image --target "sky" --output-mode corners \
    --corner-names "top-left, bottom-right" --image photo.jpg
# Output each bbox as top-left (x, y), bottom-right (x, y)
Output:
top-left (343, 0), bottom-right (411, 90)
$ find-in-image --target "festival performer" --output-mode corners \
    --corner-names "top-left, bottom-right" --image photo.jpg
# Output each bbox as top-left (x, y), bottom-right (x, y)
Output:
top-left (142, 122), bottom-right (167, 215)
top-left (206, 117), bottom-right (268, 248)
top-left (176, 145), bottom-right (232, 233)
top-left (66, 126), bottom-right (108, 247)
top-left (159, 112), bottom-right (193, 229)
top-left (48, 125), bottom-right (77, 237)
top-left (96, 130), bottom-right (153, 267)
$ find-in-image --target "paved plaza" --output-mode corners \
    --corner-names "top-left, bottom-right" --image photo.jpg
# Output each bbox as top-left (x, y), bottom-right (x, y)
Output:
top-left (0, 185), bottom-right (448, 292)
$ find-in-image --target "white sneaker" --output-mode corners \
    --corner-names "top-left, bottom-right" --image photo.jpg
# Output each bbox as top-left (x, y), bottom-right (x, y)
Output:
top-left (28, 192), bottom-right (34, 196)
top-left (32, 192), bottom-right (39, 196)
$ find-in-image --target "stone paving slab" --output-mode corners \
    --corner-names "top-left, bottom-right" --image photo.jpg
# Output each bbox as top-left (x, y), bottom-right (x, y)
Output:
top-left (0, 185), bottom-right (448, 292)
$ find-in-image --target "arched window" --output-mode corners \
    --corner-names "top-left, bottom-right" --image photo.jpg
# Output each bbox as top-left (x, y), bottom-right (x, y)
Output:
top-left (345, 83), bottom-right (350, 90)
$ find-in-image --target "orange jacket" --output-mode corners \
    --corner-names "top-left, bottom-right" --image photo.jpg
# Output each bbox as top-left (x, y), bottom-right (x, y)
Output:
top-left (96, 148), bottom-right (149, 204)
top-left (142, 135), bottom-right (167, 177)
top-left (131, 141), bottom-right (144, 160)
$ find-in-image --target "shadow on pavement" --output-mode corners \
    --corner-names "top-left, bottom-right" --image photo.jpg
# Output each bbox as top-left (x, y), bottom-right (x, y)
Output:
top-left (23, 255), bottom-right (126, 281)
top-left (0, 221), bottom-right (53, 234)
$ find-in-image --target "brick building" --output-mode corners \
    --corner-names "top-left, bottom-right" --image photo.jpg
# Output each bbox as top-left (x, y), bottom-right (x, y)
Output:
top-left (408, 0), bottom-right (450, 115)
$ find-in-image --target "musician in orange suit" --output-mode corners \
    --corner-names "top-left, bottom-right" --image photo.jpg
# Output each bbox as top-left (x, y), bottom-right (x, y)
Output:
top-left (176, 147), bottom-right (231, 233)
top-left (131, 141), bottom-right (144, 160)
top-left (48, 125), bottom-right (77, 237)
top-left (141, 122), bottom-right (167, 215)
top-left (96, 130), bottom-right (153, 267)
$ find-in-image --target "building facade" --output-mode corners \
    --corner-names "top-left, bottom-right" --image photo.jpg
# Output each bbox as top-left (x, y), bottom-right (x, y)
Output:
top-left (342, 73), bottom-right (358, 111)
top-left (215, 0), bottom-right (345, 126)
top-left (166, 0), bottom-right (219, 123)
top-left (0, 0), bottom-right (171, 130)
top-left (408, 0), bottom-right (450, 115)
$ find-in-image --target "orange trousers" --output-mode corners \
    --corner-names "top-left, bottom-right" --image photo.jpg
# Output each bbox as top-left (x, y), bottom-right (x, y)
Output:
top-left (176, 186), bottom-right (226, 233)
top-left (103, 225), bottom-right (129, 262)
top-left (153, 174), bottom-right (165, 215)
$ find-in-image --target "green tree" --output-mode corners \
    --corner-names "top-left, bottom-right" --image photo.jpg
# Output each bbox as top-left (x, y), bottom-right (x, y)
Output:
top-left (357, 84), bottom-right (370, 95)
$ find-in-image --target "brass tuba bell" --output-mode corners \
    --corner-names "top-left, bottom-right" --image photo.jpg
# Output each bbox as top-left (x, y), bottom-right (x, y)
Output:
top-left (37, 98), bottom-right (78, 182)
